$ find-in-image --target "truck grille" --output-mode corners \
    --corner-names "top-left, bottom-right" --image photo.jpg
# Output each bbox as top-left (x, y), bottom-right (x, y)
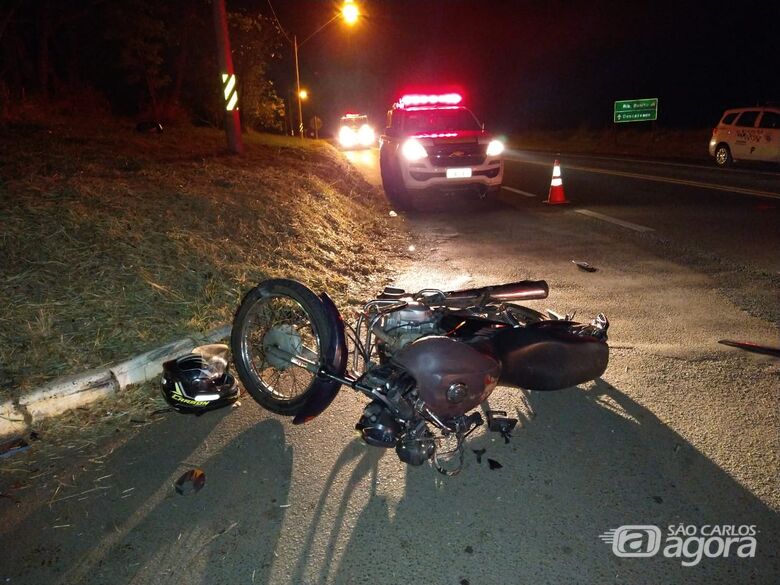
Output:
top-left (428, 142), bottom-right (486, 167)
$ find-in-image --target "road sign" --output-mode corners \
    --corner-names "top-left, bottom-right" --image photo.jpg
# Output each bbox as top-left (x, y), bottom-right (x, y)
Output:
top-left (614, 98), bottom-right (658, 123)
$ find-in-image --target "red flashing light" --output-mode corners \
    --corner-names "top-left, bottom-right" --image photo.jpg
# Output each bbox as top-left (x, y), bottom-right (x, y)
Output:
top-left (405, 105), bottom-right (462, 112)
top-left (412, 132), bottom-right (459, 139)
top-left (398, 93), bottom-right (463, 108)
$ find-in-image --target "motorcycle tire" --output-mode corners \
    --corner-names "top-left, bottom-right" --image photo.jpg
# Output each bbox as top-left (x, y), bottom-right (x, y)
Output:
top-left (231, 279), bottom-right (334, 416)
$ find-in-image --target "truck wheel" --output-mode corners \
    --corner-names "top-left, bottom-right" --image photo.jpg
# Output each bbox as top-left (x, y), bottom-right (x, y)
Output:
top-left (380, 153), bottom-right (413, 211)
top-left (714, 144), bottom-right (732, 167)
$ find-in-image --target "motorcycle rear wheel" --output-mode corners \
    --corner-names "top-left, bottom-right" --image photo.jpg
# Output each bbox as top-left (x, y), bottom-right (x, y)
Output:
top-left (231, 279), bottom-right (333, 416)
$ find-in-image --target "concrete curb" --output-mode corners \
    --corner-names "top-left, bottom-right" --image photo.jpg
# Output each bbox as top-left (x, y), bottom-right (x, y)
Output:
top-left (0, 323), bottom-right (232, 439)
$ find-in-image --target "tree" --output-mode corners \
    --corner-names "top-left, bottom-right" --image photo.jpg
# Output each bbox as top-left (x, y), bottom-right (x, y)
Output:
top-left (103, 0), bottom-right (171, 119)
top-left (228, 10), bottom-right (284, 132)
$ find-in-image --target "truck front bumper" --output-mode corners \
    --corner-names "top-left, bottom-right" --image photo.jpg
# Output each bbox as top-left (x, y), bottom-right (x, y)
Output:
top-left (400, 159), bottom-right (504, 193)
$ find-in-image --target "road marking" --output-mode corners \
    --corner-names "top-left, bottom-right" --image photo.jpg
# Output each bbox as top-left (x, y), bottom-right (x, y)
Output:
top-left (574, 209), bottom-right (655, 232)
top-left (503, 186), bottom-right (538, 197)
top-left (506, 151), bottom-right (780, 178)
top-left (505, 152), bottom-right (780, 177)
top-left (505, 156), bottom-right (780, 199)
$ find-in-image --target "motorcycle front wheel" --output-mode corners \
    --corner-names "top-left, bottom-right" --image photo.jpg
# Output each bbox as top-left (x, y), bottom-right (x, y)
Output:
top-left (231, 279), bottom-right (333, 416)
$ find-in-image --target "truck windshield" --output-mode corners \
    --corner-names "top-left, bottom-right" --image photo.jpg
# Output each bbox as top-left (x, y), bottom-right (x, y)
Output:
top-left (341, 116), bottom-right (368, 129)
top-left (402, 108), bottom-right (481, 133)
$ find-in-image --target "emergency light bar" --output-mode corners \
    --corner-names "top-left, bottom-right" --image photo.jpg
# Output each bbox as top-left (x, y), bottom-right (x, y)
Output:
top-left (398, 93), bottom-right (463, 108)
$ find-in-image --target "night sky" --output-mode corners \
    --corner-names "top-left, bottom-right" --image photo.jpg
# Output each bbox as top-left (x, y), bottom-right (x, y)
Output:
top-left (265, 0), bottom-right (779, 134)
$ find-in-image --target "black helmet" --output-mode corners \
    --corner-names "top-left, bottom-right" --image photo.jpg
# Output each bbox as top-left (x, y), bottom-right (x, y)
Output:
top-left (161, 344), bottom-right (239, 414)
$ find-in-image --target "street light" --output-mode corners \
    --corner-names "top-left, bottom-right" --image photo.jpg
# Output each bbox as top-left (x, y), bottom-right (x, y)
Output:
top-left (297, 89), bottom-right (309, 136)
top-left (342, 0), bottom-right (359, 25)
top-left (290, 1), bottom-right (360, 138)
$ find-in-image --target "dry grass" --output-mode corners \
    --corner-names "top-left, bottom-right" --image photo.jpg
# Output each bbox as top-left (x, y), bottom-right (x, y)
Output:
top-left (0, 116), bottom-right (403, 399)
top-left (0, 379), bottom-right (174, 500)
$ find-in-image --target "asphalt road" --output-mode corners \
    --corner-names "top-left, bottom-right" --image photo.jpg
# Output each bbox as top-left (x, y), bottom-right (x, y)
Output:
top-left (1, 148), bottom-right (778, 585)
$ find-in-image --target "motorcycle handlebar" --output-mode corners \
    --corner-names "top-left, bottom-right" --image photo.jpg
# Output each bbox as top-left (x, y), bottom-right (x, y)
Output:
top-left (444, 280), bottom-right (549, 303)
top-left (415, 280), bottom-right (550, 305)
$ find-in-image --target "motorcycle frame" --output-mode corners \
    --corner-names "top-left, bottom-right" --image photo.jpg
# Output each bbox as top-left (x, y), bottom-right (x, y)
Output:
top-left (294, 290), bottom-right (524, 430)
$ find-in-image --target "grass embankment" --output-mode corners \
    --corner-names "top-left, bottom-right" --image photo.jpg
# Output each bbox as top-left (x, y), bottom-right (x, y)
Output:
top-left (511, 127), bottom-right (712, 160)
top-left (0, 116), bottom-right (402, 401)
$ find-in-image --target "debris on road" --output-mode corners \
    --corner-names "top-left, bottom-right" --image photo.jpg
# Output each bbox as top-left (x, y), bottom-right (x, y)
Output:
top-left (472, 448), bottom-right (486, 464)
top-left (487, 459), bottom-right (503, 470)
top-left (572, 260), bottom-right (598, 272)
top-left (718, 339), bottom-right (780, 358)
top-left (487, 410), bottom-right (517, 444)
top-left (174, 468), bottom-right (206, 495)
top-left (0, 437), bottom-right (30, 459)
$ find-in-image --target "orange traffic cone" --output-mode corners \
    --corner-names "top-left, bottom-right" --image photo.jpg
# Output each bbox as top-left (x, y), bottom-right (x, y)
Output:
top-left (545, 159), bottom-right (569, 204)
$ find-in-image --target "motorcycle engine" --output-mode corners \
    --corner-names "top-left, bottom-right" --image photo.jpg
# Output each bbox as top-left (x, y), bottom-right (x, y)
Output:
top-left (354, 363), bottom-right (436, 466)
top-left (378, 301), bottom-right (438, 353)
top-left (355, 302), bottom-right (499, 467)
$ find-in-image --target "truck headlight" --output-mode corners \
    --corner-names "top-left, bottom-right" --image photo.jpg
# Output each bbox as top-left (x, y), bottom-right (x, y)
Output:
top-left (486, 139), bottom-right (504, 157)
top-left (401, 138), bottom-right (428, 161)
top-left (358, 124), bottom-right (375, 146)
top-left (339, 126), bottom-right (357, 148)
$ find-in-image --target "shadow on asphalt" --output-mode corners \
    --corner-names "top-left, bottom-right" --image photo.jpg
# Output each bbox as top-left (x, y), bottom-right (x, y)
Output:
top-left (1, 410), bottom-right (292, 585)
top-left (399, 192), bottom-right (505, 216)
top-left (292, 381), bottom-right (779, 584)
top-left (2, 385), bottom-right (778, 584)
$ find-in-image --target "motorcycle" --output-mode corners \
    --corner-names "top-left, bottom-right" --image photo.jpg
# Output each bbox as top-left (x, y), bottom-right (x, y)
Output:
top-left (230, 278), bottom-right (609, 474)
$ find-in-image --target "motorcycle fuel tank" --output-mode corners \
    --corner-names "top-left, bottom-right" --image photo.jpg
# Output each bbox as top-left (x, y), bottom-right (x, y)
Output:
top-left (392, 336), bottom-right (500, 419)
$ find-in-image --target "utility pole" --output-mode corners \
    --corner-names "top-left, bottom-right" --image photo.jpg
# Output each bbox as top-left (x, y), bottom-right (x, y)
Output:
top-left (294, 35), bottom-right (304, 138)
top-left (212, 0), bottom-right (243, 154)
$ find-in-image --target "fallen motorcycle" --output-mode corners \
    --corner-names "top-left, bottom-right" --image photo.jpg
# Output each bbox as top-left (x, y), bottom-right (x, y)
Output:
top-left (231, 278), bottom-right (609, 474)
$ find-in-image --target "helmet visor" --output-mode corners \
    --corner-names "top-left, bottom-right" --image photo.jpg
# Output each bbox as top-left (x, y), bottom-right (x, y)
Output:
top-left (192, 344), bottom-right (230, 379)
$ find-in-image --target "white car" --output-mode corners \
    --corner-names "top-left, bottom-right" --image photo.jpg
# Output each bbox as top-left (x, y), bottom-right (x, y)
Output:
top-left (379, 92), bottom-right (504, 209)
top-left (709, 106), bottom-right (780, 167)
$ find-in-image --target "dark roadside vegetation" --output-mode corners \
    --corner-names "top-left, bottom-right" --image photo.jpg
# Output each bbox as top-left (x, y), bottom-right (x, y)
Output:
top-left (0, 108), bottom-right (402, 402)
top-left (511, 127), bottom-right (712, 161)
top-left (0, 1), bottom-right (404, 404)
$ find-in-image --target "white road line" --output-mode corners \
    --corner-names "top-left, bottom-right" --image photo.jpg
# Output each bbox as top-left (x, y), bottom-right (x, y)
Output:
top-left (504, 156), bottom-right (780, 200)
top-left (574, 209), bottom-right (655, 233)
top-left (506, 151), bottom-right (780, 178)
top-left (503, 186), bottom-right (538, 197)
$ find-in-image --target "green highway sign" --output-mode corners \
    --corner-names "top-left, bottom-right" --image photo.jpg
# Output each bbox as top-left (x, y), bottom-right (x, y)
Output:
top-left (614, 98), bottom-right (658, 123)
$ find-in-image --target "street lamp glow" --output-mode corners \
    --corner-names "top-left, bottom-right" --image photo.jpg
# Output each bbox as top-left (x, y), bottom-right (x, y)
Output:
top-left (298, 89), bottom-right (308, 100)
top-left (342, 1), bottom-right (359, 25)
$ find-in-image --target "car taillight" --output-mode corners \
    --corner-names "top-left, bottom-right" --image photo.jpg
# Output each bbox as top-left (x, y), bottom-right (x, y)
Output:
top-left (401, 138), bottom-right (428, 161)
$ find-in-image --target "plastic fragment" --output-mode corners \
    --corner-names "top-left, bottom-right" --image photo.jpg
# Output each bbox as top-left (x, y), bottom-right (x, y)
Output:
top-left (174, 468), bottom-right (206, 495)
top-left (572, 260), bottom-right (598, 272)
top-left (718, 339), bottom-right (780, 358)
top-left (487, 459), bottom-right (503, 470)
top-left (0, 437), bottom-right (30, 459)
